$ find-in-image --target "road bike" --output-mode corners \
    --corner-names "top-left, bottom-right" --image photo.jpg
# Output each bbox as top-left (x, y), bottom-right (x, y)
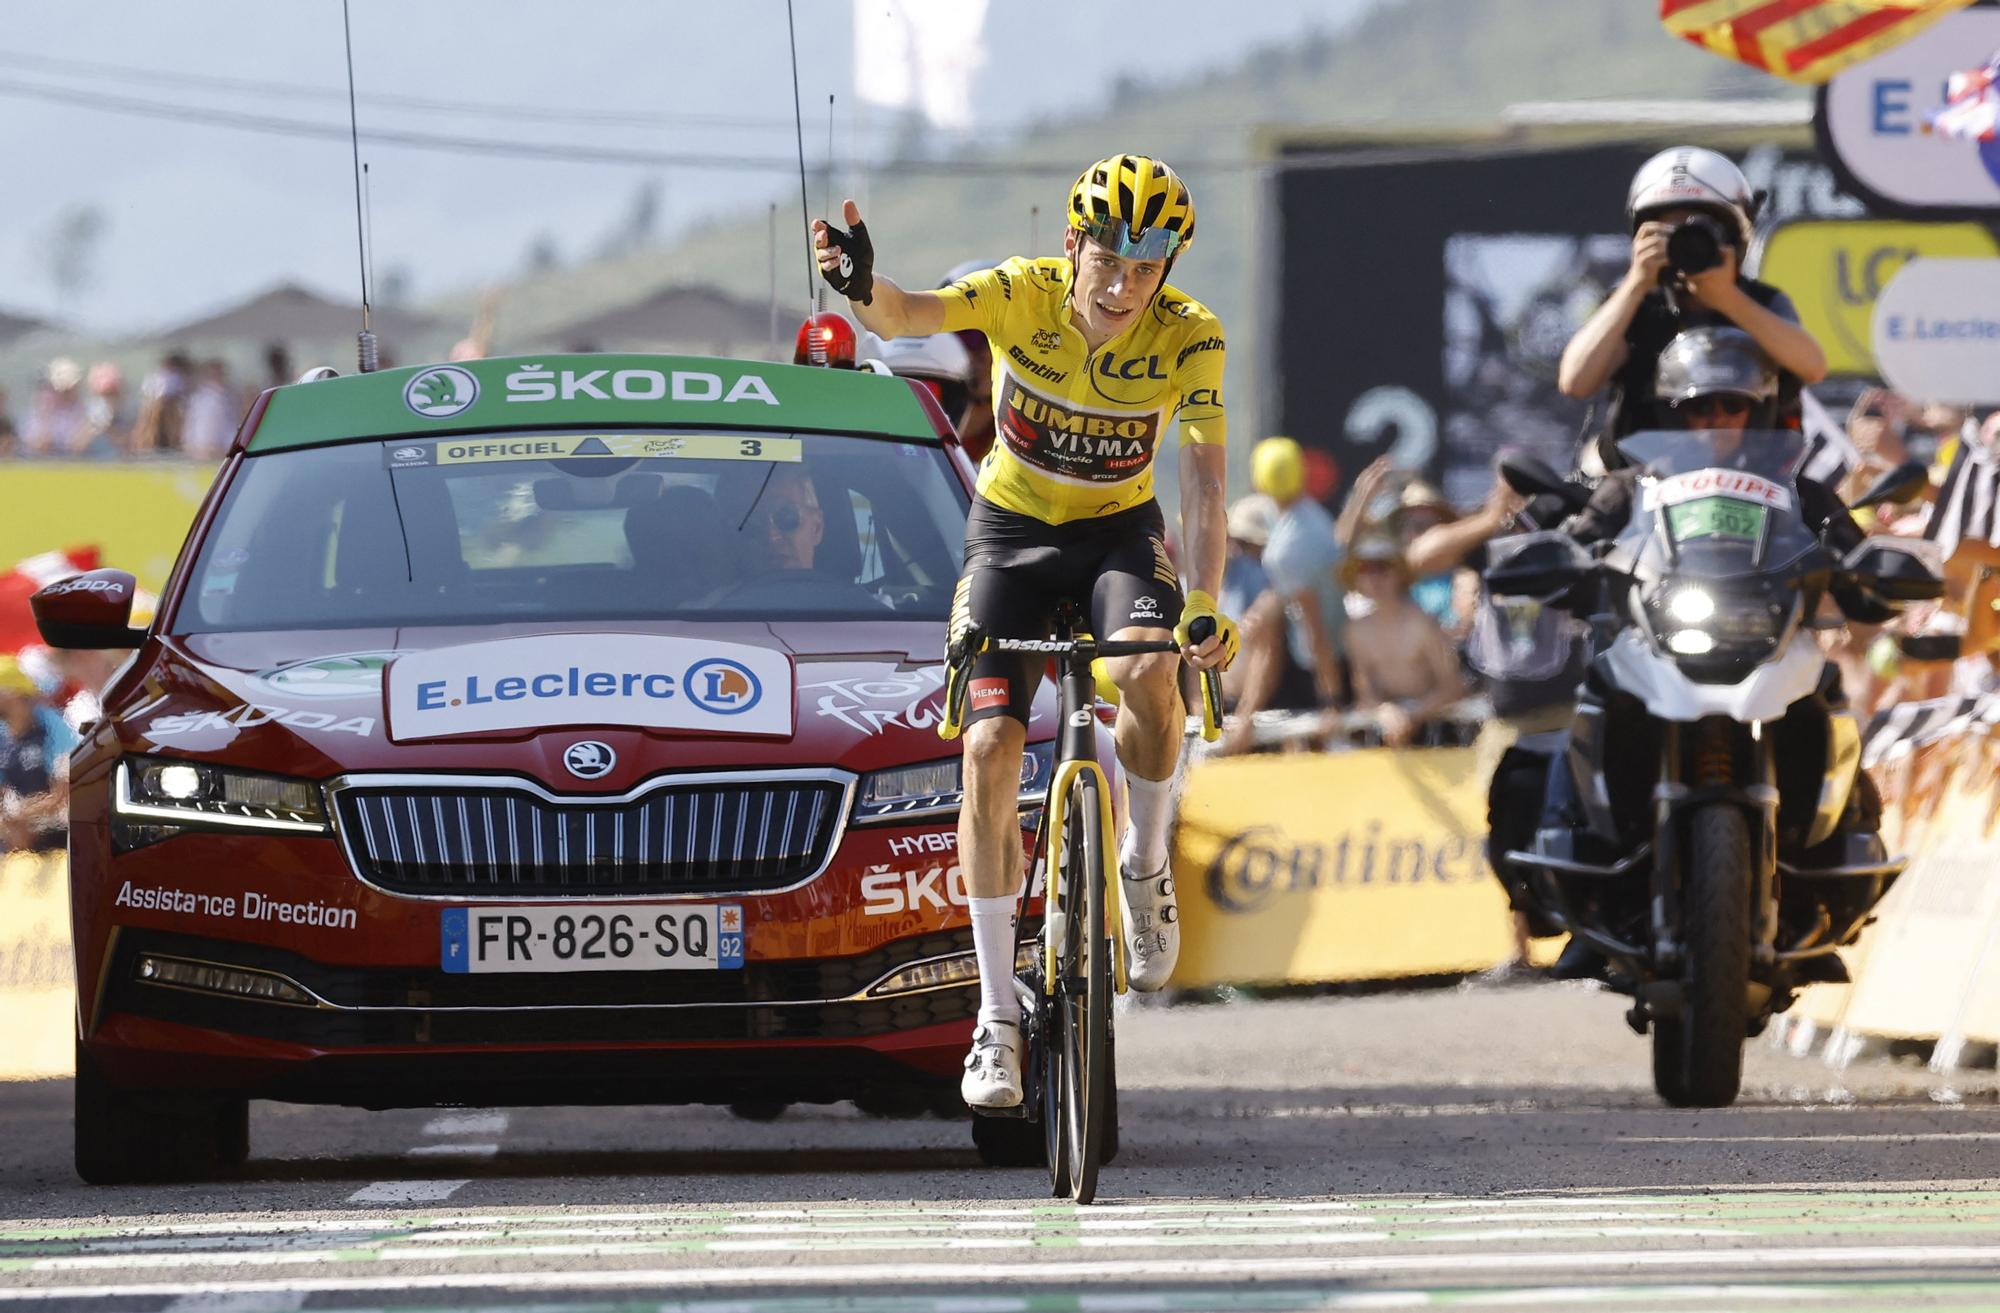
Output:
top-left (942, 602), bottom-right (1220, 1202)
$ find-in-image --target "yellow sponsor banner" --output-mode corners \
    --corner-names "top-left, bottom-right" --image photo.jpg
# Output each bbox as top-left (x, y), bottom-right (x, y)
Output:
top-left (1758, 220), bottom-right (1999, 378)
top-left (1170, 747), bottom-right (1526, 986)
top-left (0, 462), bottom-right (215, 593)
top-left (0, 851), bottom-right (75, 1080)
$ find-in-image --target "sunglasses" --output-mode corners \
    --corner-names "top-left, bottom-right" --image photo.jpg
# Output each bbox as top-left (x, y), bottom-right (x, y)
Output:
top-left (765, 504), bottom-right (805, 533)
top-left (1677, 394), bottom-right (1753, 419)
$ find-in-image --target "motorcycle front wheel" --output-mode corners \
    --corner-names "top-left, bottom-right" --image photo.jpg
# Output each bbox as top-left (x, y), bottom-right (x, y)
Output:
top-left (1653, 802), bottom-right (1751, 1108)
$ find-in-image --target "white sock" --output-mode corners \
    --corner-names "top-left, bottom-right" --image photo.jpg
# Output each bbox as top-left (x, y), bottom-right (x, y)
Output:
top-left (1121, 768), bottom-right (1177, 879)
top-left (969, 893), bottom-right (1022, 1026)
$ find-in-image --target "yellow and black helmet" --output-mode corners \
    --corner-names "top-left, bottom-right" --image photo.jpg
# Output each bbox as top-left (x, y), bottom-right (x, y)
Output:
top-left (1067, 154), bottom-right (1195, 263)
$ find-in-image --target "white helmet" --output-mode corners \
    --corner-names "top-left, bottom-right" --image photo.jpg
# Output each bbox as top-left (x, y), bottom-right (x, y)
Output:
top-left (868, 331), bottom-right (973, 383)
top-left (1626, 146), bottom-right (1756, 246)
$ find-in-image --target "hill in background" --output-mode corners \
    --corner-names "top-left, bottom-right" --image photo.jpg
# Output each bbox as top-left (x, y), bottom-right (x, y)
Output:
top-left (3, 0), bottom-right (1800, 469)
top-left (435, 0), bottom-right (1798, 447)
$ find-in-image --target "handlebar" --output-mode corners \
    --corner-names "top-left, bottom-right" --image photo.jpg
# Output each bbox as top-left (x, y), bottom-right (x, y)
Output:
top-left (938, 625), bottom-right (1224, 743)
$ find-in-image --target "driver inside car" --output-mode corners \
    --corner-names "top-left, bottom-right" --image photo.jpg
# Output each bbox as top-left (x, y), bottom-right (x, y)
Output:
top-left (700, 463), bottom-right (888, 611)
top-left (750, 465), bottom-right (827, 572)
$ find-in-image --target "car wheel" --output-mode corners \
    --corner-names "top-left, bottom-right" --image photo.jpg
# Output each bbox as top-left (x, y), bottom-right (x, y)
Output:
top-left (74, 1040), bottom-right (248, 1185)
top-left (727, 1101), bottom-right (789, 1122)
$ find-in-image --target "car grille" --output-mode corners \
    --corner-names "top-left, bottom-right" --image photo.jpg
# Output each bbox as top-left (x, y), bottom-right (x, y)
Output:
top-left (335, 776), bottom-right (847, 897)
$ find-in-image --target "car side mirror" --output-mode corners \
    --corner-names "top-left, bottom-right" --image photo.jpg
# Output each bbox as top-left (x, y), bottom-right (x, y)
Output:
top-left (1849, 459), bottom-right (1929, 512)
top-left (1843, 537), bottom-right (1946, 602)
top-left (32, 569), bottom-right (147, 649)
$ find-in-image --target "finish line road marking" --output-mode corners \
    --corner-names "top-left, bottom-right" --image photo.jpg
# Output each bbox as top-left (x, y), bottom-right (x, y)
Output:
top-left (11, 1244), bottom-right (2000, 1300)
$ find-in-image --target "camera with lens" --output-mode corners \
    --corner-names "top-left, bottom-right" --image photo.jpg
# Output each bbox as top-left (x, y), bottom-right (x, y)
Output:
top-left (1663, 214), bottom-right (1731, 278)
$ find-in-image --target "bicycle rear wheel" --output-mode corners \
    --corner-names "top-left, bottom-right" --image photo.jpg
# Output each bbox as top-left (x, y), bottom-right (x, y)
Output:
top-left (1053, 769), bottom-right (1112, 1203)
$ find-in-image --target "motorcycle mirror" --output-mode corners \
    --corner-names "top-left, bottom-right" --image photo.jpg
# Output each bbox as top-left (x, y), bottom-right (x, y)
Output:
top-left (1497, 452), bottom-right (1590, 512)
top-left (1843, 538), bottom-right (1947, 602)
top-left (1848, 459), bottom-right (1929, 512)
top-left (1482, 530), bottom-right (1592, 599)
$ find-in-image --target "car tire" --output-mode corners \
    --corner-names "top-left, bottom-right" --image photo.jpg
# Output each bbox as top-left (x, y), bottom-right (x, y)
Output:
top-left (726, 1101), bottom-right (789, 1122)
top-left (74, 1040), bottom-right (248, 1185)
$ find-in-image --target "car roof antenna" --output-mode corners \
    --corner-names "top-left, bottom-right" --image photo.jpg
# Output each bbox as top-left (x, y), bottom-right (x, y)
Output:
top-left (785, 0), bottom-right (821, 363)
top-left (341, 0), bottom-right (377, 373)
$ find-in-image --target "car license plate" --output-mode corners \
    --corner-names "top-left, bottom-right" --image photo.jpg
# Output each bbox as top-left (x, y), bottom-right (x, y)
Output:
top-left (440, 904), bottom-right (744, 974)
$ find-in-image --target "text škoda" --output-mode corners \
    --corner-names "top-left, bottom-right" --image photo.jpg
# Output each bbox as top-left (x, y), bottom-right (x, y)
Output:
top-left (502, 365), bottom-right (780, 406)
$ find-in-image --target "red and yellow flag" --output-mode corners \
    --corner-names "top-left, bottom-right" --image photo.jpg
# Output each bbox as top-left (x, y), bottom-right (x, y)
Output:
top-left (1661, 0), bottom-right (1977, 84)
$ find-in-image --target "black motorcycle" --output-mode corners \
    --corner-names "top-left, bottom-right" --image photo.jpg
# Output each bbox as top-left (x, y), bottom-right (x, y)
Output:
top-left (1487, 430), bottom-right (1939, 1107)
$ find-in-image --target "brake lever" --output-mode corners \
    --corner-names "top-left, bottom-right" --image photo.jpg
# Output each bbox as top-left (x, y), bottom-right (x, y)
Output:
top-left (1186, 616), bottom-right (1223, 743)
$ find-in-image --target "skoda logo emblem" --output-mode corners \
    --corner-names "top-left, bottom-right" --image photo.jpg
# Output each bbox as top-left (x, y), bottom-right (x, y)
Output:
top-left (403, 365), bottom-right (480, 419)
top-left (563, 741), bottom-right (617, 780)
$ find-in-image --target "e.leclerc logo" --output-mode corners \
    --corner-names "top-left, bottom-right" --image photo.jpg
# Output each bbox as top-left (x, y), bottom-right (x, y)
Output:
top-left (386, 634), bottom-right (792, 740)
top-left (403, 366), bottom-right (480, 419)
top-left (684, 658), bottom-right (762, 715)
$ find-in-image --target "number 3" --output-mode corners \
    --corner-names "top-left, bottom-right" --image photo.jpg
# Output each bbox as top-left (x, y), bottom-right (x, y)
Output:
top-left (739, 438), bottom-right (763, 456)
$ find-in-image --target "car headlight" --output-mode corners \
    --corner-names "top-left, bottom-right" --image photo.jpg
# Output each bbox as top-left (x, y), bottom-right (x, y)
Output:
top-left (855, 741), bottom-right (1055, 822)
top-left (116, 755), bottom-right (329, 834)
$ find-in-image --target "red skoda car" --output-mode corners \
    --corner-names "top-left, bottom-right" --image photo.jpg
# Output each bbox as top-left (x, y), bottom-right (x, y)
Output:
top-left (38, 355), bottom-right (1053, 1183)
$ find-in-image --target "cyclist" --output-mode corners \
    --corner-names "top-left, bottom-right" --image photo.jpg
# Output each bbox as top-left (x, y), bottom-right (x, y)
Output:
top-left (813, 154), bottom-right (1238, 1108)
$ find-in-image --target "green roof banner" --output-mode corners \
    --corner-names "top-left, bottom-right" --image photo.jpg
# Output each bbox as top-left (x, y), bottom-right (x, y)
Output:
top-left (248, 354), bottom-right (938, 452)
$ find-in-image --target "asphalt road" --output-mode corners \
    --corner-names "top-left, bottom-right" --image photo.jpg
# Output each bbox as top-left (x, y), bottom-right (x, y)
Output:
top-left (6, 981), bottom-right (2000, 1311)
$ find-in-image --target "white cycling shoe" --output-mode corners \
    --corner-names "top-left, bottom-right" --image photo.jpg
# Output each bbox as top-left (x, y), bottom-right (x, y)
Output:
top-left (1119, 847), bottom-right (1181, 992)
top-left (960, 1019), bottom-right (1024, 1109)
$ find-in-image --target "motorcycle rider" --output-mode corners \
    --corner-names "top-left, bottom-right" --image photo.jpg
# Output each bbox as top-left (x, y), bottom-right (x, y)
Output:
top-left (811, 155), bottom-right (1238, 1109)
top-left (1564, 328), bottom-right (1857, 548)
top-left (1557, 146), bottom-right (1826, 468)
top-left (1534, 326), bottom-right (1880, 980)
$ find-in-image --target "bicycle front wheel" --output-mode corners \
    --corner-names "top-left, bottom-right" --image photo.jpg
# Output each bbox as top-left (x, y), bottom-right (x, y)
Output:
top-left (1054, 768), bottom-right (1112, 1204)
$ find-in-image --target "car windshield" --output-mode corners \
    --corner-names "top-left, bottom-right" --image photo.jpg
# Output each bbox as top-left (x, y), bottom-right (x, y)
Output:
top-left (177, 431), bottom-right (969, 632)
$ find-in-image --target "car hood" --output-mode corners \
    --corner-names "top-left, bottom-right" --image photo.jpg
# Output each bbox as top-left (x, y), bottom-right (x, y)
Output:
top-left (109, 620), bottom-right (1053, 789)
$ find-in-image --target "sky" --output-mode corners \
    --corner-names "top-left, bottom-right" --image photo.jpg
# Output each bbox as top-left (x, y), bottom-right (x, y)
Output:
top-left (2, 0), bottom-right (1381, 335)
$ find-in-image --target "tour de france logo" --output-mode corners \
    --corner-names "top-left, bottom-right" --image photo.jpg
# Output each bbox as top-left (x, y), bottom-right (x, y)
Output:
top-left (403, 366), bottom-right (480, 419)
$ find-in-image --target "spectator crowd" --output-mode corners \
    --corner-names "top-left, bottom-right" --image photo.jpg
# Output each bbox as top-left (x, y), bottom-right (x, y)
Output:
top-left (1209, 390), bottom-right (2000, 756)
top-left (0, 343), bottom-right (295, 462)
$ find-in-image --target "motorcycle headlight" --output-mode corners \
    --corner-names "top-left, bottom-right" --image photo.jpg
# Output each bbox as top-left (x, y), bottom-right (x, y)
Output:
top-left (856, 741), bottom-right (1055, 822)
top-left (116, 755), bottom-right (329, 835)
top-left (1642, 582), bottom-right (1798, 678)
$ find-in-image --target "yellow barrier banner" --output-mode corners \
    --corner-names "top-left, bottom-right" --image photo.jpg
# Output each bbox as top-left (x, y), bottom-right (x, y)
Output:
top-left (1829, 746), bottom-right (2000, 1042)
top-left (0, 852), bottom-right (75, 1080)
top-left (0, 462), bottom-right (216, 592)
top-left (1757, 220), bottom-right (1999, 378)
top-left (1170, 747), bottom-right (1524, 986)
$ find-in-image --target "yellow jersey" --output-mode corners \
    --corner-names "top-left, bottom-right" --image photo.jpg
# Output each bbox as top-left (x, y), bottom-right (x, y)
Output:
top-left (934, 256), bottom-right (1226, 525)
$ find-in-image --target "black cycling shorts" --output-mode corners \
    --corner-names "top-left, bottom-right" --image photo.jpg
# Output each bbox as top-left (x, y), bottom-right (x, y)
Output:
top-left (950, 496), bottom-right (1182, 728)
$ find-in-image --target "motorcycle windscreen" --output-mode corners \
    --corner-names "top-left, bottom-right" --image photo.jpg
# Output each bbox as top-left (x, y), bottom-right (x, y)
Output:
top-left (1615, 429), bottom-right (1821, 578)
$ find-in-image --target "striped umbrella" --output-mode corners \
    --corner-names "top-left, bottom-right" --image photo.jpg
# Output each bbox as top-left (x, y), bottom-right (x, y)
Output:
top-left (1661, 0), bottom-right (1977, 84)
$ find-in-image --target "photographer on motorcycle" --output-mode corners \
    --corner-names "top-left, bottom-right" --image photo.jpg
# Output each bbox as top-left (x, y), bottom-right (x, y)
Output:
top-left (1558, 146), bottom-right (1826, 469)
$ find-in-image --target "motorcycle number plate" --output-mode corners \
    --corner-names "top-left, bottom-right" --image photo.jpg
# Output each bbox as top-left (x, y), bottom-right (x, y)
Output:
top-left (1667, 496), bottom-right (1766, 544)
